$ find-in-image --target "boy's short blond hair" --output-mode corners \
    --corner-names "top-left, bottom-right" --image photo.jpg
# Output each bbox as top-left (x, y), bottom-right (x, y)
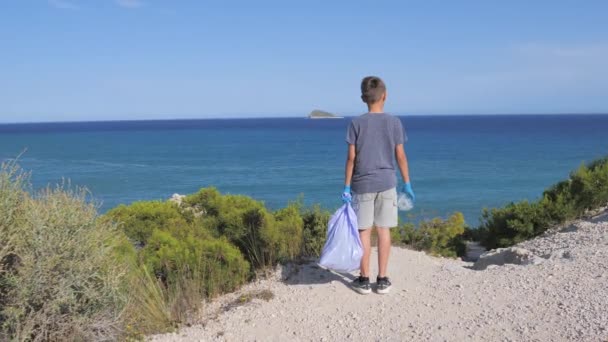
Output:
top-left (361, 76), bottom-right (386, 104)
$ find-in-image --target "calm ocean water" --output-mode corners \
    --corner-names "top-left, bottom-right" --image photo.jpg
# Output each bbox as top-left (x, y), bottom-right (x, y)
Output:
top-left (1, 115), bottom-right (607, 225)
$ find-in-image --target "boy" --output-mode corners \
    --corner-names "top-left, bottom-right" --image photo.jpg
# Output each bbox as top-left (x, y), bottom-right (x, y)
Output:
top-left (342, 76), bottom-right (414, 295)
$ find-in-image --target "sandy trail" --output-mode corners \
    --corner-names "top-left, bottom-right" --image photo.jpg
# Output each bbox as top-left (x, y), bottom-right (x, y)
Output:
top-left (150, 214), bottom-right (608, 342)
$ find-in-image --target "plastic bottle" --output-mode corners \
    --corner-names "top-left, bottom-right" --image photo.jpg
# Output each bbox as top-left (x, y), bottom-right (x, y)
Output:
top-left (397, 192), bottom-right (414, 211)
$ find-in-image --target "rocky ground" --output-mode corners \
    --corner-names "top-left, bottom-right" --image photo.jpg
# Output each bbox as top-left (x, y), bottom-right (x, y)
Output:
top-left (149, 213), bottom-right (608, 342)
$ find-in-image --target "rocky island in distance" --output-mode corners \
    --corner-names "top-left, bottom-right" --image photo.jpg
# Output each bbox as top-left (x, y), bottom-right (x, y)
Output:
top-left (308, 109), bottom-right (344, 119)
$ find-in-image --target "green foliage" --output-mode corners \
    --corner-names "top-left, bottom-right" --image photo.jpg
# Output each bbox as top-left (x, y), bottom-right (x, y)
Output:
top-left (103, 188), bottom-right (318, 334)
top-left (106, 200), bottom-right (193, 246)
top-left (0, 162), bottom-right (27, 282)
top-left (481, 201), bottom-right (543, 249)
top-left (300, 205), bottom-right (331, 257)
top-left (142, 232), bottom-right (249, 296)
top-left (185, 188), bottom-right (304, 268)
top-left (100, 188), bottom-right (330, 335)
top-left (104, 192), bottom-right (252, 333)
top-left (394, 212), bottom-right (467, 257)
top-left (183, 187), bottom-right (222, 216)
top-left (567, 159), bottom-right (608, 213)
top-left (274, 202), bottom-right (304, 261)
top-left (0, 162), bottom-right (29, 339)
top-left (480, 156), bottom-right (608, 249)
top-left (0, 166), bottom-right (335, 339)
top-left (0, 163), bottom-right (131, 341)
top-left (122, 235), bottom-right (249, 337)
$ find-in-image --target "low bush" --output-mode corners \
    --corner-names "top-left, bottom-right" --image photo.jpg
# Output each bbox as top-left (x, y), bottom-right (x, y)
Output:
top-left (274, 203), bottom-right (305, 261)
top-left (184, 188), bottom-right (305, 268)
top-left (141, 232), bottom-right (249, 296)
top-left (479, 156), bottom-right (608, 249)
top-left (99, 188), bottom-right (335, 335)
top-left (107, 201), bottom-right (194, 247)
top-left (102, 190), bottom-right (334, 335)
top-left (0, 162), bottom-right (28, 302)
top-left (393, 212), bottom-right (467, 257)
top-left (104, 196), bottom-right (251, 333)
top-left (300, 205), bottom-right (331, 257)
top-left (0, 162), bottom-right (131, 341)
top-left (480, 200), bottom-right (547, 249)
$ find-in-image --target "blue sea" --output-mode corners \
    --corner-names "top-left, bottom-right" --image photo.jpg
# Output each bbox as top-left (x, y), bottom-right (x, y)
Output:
top-left (1, 115), bottom-right (607, 225)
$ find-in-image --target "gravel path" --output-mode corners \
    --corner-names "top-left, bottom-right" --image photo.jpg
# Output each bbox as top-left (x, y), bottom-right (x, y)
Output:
top-left (149, 214), bottom-right (608, 342)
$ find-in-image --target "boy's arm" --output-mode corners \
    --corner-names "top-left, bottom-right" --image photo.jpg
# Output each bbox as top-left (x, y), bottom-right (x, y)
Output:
top-left (345, 144), bottom-right (356, 186)
top-left (395, 144), bottom-right (410, 183)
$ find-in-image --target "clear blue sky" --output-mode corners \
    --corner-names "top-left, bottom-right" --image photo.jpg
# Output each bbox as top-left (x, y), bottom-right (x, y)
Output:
top-left (1, 1), bottom-right (607, 123)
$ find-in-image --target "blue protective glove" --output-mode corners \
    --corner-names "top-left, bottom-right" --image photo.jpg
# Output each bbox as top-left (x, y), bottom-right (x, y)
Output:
top-left (401, 182), bottom-right (415, 202)
top-left (341, 185), bottom-right (352, 204)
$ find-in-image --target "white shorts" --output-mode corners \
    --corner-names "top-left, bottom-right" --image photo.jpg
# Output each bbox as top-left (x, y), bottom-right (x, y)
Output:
top-left (352, 188), bottom-right (398, 230)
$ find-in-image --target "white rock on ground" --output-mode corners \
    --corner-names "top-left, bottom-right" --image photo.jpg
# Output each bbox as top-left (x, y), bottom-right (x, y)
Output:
top-left (148, 214), bottom-right (608, 342)
top-left (169, 193), bottom-right (186, 205)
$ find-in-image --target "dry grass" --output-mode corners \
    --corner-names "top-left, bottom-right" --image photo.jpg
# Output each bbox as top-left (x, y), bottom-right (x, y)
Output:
top-left (0, 162), bottom-right (130, 341)
top-left (122, 260), bottom-right (224, 337)
top-left (122, 267), bottom-right (174, 339)
top-left (0, 161), bottom-right (28, 272)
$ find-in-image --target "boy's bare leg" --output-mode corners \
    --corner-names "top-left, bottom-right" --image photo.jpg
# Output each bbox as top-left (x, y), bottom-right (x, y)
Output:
top-left (359, 228), bottom-right (372, 277)
top-left (377, 227), bottom-right (391, 277)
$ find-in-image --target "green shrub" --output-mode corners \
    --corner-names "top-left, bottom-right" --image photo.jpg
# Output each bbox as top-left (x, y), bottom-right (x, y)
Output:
top-left (394, 212), bottom-right (467, 257)
top-left (0, 162), bottom-right (28, 304)
top-left (106, 201), bottom-right (193, 247)
top-left (300, 205), bottom-right (331, 257)
top-left (568, 159), bottom-right (608, 213)
top-left (104, 188), bottom-right (315, 334)
top-left (183, 186), bottom-right (222, 216)
top-left (0, 171), bottom-right (131, 341)
top-left (241, 207), bottom-right (281, 268)
top-left (480, 201), bottom-right (544, 249)
top-left (216, 196), bottom-right (266, 242)
top-left (0, 162), bottom-right (29, 338)
top-left (141, 231), bottom-right (249, 296)
top-left (185, 188), bottom-right (304, 268)
top-left (121, 235), bottom-right (250, 337)
top-left (273, 203), bottom-right (304, 261)
top-left (480, 156), bottom-right (608, 249)
top-left (104, 194), bottom-right (252, 332)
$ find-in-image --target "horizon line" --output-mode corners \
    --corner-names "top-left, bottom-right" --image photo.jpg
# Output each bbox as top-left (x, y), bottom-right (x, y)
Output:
top-left (1, 112), bottom-right (608, 125)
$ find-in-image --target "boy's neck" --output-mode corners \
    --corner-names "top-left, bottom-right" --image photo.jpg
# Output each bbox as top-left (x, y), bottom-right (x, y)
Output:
top-left (367, 103), bottom-right (384, 114)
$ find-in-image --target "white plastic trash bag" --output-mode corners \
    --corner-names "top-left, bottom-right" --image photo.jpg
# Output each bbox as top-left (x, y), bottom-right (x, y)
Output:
top-left (318, 203), bottom-right (363, 272)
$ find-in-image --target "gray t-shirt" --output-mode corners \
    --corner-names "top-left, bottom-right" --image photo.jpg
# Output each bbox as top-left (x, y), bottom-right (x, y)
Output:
top-left (346, 113), bottom-right (406, 194)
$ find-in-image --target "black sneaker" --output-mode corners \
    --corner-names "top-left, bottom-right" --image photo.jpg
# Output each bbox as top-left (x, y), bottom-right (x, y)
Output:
top-left (376, 276), bottom-right (392, 294)
top-left (352, 276), bottom-right (371, 295)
